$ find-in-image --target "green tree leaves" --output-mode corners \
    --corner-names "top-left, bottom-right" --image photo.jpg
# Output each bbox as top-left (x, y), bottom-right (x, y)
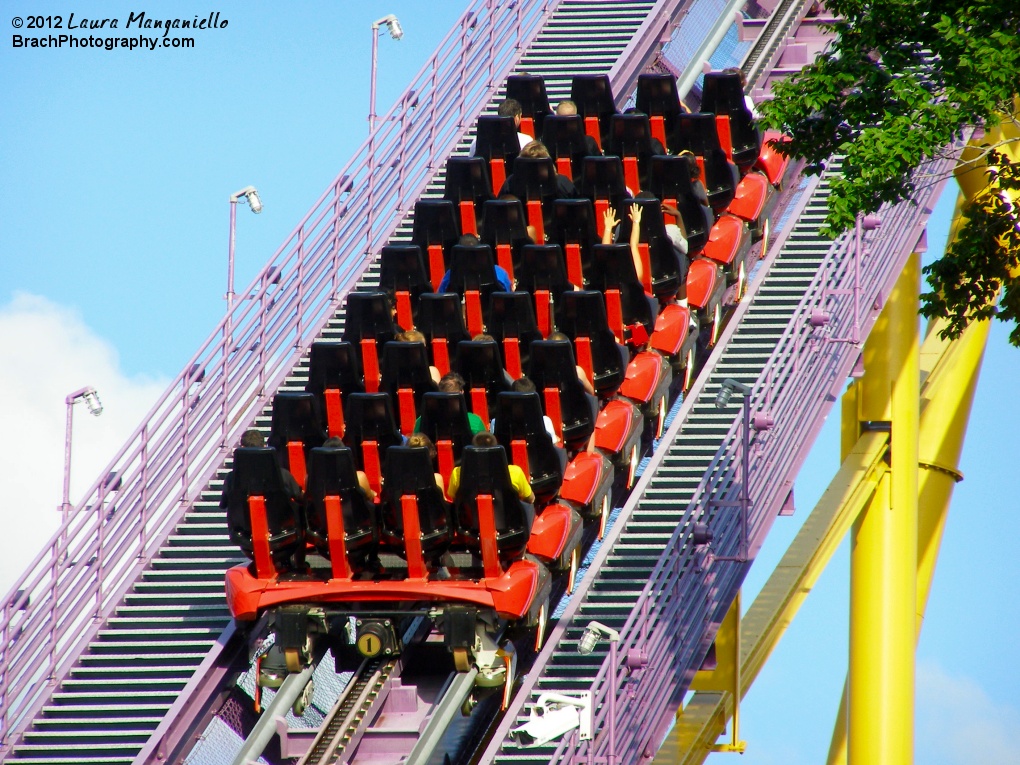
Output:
top-left (759, 0), bottom-right (1020, 343)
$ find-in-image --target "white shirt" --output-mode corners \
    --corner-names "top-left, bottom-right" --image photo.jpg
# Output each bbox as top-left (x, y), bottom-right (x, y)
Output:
top-left (468, 131), bottom-right (532, 157)
top-left (490, 415), bottom-right (560, 444)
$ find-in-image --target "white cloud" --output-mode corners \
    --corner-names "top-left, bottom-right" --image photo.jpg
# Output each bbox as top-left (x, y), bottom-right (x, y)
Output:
top-left (917, 659), bottom-right (1020, 765)
top-left (0, 293), bottom-right (168, 597)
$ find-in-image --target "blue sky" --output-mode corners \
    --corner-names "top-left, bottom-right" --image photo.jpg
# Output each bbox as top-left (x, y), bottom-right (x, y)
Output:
top-left (1, 2), bottom-right (1016, 763)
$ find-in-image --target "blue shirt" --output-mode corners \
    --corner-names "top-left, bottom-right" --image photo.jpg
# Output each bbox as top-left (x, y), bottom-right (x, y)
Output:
top-left (437, 266), bottom-right (513, 294)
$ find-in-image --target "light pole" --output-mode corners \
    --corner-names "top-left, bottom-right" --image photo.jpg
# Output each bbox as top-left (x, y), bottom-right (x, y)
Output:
top-left (227, 186), bottom-right (263, 311)
top-left (577, 621), bottom-right (621, 765)
top-left (62, 387), bottom-right (103, 522)
top-left (714, 378), bottom-right (773, 561)
top-left (369, 14), bottom-right (403, 133)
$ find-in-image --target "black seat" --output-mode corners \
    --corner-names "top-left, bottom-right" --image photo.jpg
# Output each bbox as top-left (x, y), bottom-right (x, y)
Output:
top-left (701, 72), bottom-right (761, 168)
top-left (270, 392), bottom-right (326, 447)
top-left (578, 156), bottom-right (629, 211)
top-left (700, 147), bottom-right (740, 212)
top-left (514, 244), bottom-right (572, 296)
top-left (444, 244), bottom-right (503, 334)
top-left (541, 115), bottom-right (593, 179)
top-left (503, 156), bottom-right (561, 205)
top-left (342, 393), bottom-right (403, 471)
top-left (444, 156), bottom-right (495, 234)
top-left (588, 243), bottom-right (657, 339)
top-left (223, 447), bottom-right (304, 569)
top-left (304, 444), bottom-right (377, 574)
top-left (700, 70), bottom-right (752, 115)
top-left (493, 391), bottom-right (566, 500)
top-left (635, 73), bottom-right (684, 145)
top-left (570, 74), bottom-right (618, 148)
top-left (479, 198), bottom-right (532, 273)
top-left (547, 199), bottom-right (599, 287)
top-left (555, 290), bottom-right (629, 395)
top-left (417, 391), bottom-right (475, 468)
top-left (379, 446), bottom-right (452, 567)
top-left (608, 113), bottom-right (664, 192)
top-left (527, 338), bottom-right (598, 447)
top-left (411, 198), bottom-right (460, 253)
top-left (443, 244), bottom-right (503, 295)
top-left (268, 392), bottom-right (326, 481)
top-left (648, 156), bottom-right (714, 254)
top-left (306, 342), bottom-right (363, 435)
top-left (445, 156), bottom-right (495, 206)
top-left (506, 74), bottom-right (552, 138)
top-left (380, 341), bottom-right (438, 432)
top-left (671, 114), bottom-right (740, 211)
top-left (474, 115), bottom-right (523, 166)
top-left (380, 342), bottom-right (437, 399)
top-left (616, 195), bottom-right (687, 298)
top-left (341, 291), bottom-right (399, 348)
top-left (671, 112), bottom-right (723, 156)
top-left (486, 292), bottom-right (543, 377)
top-left (417, 292), bottom-right (470, 373)
top-left (455, 338), bottom-right (512, 418)
top-left (453, 445), bottom-right (531, 563)
top-left (411, 199), bottom-right (460, 287)
top-left (379, 244), bottom-right (431, 327)
top-left (608, 113), bottom-right (661, 159)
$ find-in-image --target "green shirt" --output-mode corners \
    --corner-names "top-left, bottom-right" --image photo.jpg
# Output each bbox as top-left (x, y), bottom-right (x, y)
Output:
top-left (413, 412), bottom-right (487, 436)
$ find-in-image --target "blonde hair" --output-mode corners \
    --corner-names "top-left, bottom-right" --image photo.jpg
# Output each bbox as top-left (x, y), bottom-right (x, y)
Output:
top-left (407, 432), bottom-right (437, 459)
top-left (520, 140), bottom-right (551, 159)
top-left (396, 329), bottom-right (426, 344)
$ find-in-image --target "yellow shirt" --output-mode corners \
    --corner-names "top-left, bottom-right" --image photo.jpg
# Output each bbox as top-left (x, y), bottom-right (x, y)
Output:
top-left (447, 464), bottom-right (533, 502)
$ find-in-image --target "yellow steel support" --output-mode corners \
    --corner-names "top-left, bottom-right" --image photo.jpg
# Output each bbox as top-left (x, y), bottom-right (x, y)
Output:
top-left (656, 431), bottom-right (889, 765)
top-left (688, 593), bottom-right (746, 753)
top-left (848, 252), bottom-right (920, 764)
top-left (659, 300), bottom-right (989, 765)
top-left (827, 311), bottom-right (991, 765)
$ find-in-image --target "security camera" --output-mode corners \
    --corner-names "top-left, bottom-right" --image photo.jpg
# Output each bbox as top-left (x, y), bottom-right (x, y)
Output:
top-left (509, 692), bottom-right (592, 747)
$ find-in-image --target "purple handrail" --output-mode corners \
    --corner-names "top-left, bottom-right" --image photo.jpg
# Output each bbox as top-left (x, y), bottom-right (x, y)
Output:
top-left (0, 0), bottom-right (561, 746)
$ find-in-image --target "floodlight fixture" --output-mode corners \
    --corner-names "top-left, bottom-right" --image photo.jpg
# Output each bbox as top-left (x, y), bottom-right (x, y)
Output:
top-left (374, 14), bottom-right (403, 40)
top-left (245, 188), bottom-right (262, 214)
top-left (577, 621), bottom-right (621, 655)
top-left (82, 388), bottom-right (103, 416)
top-left (230, 185), bottom-right (262, 213)
top-left (714, 378), bottom-right (751, 410)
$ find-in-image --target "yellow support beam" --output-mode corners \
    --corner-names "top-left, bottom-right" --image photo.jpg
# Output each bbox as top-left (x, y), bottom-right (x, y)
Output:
top-left (827, 311), bottom-right (991, 764)
top-left (690, 593), bottom-right (746, 754)
top-left (657, 294), bottom-right (990, 765)
top-left (847, 253), bottom-right (920, 764)
top-left (656, 430), bottom-right (889, 765)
